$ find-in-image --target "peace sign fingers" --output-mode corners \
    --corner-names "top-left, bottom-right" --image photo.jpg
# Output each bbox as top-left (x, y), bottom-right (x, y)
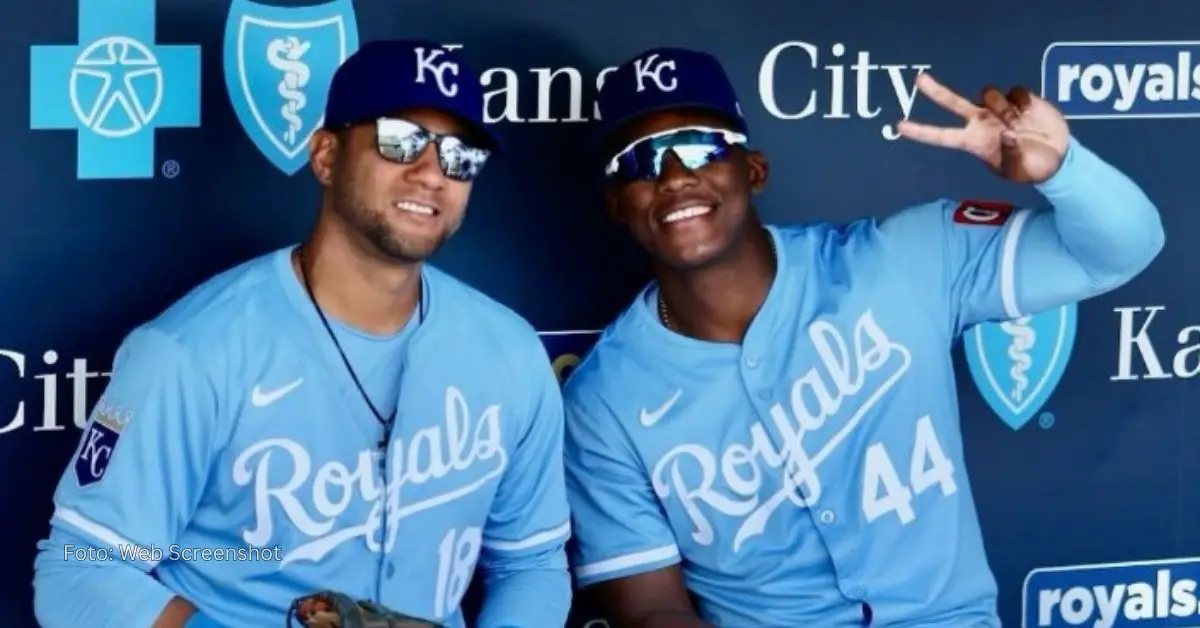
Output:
top-left (914, 73), bottom-right (979, 119)
top-left (897, 74), bottom-right (1070, 180)
top-left (895, 120), bottom-right (968, 149)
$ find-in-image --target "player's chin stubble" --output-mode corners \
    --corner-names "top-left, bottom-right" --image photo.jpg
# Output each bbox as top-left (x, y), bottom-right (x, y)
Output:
top-left (335, 189), bottom-right (444, 264)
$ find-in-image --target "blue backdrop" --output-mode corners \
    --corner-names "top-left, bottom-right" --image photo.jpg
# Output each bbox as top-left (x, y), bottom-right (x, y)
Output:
top-left (5, 0), bottom-right (1198, 626)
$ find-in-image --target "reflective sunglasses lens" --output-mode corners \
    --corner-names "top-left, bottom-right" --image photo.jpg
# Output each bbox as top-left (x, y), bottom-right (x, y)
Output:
top-left (377, 118), bottom-right (489, 181)
top-left (436, 136), bottom-right (490, 182)
top-left (610, 130), bottom-right (734, 181)
top-left (671, 143), bottom-right (729, 170)
top-left (377, 118), bottom-right (431, 164)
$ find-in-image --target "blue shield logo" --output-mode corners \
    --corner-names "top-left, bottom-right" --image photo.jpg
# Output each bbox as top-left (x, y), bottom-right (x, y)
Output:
top-left (964, 304), bottom-right (1078, 430)
top-left (223, 0), bottom-right (358, 175)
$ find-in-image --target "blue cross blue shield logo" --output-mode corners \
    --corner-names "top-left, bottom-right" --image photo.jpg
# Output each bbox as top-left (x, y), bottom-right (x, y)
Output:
top-left (223, 0), bottom-right (358, 175)
top-left (964, 304), bottom-right (1078, 430)
top-left (29, 0), bottom-right (201, 179)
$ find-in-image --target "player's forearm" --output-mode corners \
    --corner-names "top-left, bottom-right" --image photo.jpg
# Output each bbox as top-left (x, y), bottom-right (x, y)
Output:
top-left (154, 598), bottom-right (201, 627)
top-left (1035, 137), bottom-right (1165, 287)
top-left (33, 529), bottom-right (182, 628)
top-left (475, 555), bottom-right (571, 628)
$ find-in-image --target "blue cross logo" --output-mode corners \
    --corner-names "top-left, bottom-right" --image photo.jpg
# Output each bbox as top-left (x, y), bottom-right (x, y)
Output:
top-left (30, 0), bottom-right (201, 179)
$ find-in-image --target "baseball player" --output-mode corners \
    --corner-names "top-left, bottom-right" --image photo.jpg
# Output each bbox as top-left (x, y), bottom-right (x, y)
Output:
top-left (563, 47), bottom-right (1164, 626)
top-left (32, 40), bottom-right (571, 628)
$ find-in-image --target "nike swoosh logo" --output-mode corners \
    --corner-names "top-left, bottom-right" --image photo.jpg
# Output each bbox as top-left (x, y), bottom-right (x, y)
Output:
top-left (639, 389), bottom-right (682, 427)
top-left (251, 378), bottom-right (304, 407)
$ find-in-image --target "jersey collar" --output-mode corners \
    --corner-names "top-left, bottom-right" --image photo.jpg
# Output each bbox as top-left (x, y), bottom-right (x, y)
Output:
top-left (625, 225), bottom-right (796, 366)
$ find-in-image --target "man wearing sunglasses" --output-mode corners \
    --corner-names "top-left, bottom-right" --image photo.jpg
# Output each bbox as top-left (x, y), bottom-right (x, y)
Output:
top-left (33, 40), bottom-right (571, 628)
top-left (563, 47), bottom-right (1163, 627)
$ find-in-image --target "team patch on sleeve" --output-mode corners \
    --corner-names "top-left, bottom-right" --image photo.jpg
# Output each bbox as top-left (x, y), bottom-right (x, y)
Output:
top-left (73, 398), bottom-right (131, 488)
top-left (952, 200), bottom-right (1015, 226)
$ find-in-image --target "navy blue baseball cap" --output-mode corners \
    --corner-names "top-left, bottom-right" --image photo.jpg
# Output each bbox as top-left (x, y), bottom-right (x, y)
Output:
top-left (324, 39), bottom-right (499, 150)
top-left (596, 47), bottom-right (747, 145)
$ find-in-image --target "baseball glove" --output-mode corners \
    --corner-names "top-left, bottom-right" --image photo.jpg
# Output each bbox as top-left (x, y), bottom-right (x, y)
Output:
top-left (287, 590), bottom-right (447, 628)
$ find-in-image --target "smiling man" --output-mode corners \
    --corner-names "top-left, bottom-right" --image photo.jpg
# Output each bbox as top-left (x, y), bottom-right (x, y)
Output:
top-left (33, 40), bottom-right (571, 628)
top-left (562, 47), bottom-right (1164, 627)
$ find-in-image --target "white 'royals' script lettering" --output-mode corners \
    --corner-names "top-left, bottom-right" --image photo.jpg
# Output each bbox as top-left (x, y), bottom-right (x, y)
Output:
top-left (633, 53), bottom-right (677, 93)
top-left (650, 310), bottom-right (912, 552)
top-left (232, 386), bottom-right (507, 566)
top-left (414, 47), bottom-right (460, 98)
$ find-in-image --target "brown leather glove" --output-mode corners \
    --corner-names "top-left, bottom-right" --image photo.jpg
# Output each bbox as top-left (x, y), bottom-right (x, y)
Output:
top-left (287, 591), bottom-right (448, 628)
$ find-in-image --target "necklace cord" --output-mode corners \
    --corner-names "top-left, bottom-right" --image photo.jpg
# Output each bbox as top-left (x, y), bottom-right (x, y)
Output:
top-left (659, 229), bottom-right (777, 331)
top-left (296, 247), bottom-right (402, 442)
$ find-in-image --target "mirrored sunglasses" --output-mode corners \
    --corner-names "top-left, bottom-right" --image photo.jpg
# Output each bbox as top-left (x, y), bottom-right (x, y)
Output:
top-left (376, 117), bottom-right (490, 182)
top-left (604, 125), bottom-right (747, 182)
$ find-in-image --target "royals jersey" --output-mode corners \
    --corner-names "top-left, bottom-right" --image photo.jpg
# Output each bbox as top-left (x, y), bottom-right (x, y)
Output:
top-left (35, 248), bottom-right (571, 628)
top-left (563, 139), bottom-right (1163, 626)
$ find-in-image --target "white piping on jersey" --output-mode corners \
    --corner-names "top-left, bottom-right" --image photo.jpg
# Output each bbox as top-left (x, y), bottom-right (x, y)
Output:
top-left (483, 520), bottom-right (571, 552)
top-left (53, 506), bottom-right (161, 569)
top-left (1001, 209), bottom-right (1032, 319)
top-left (574, 543), bottom-right (680, 579)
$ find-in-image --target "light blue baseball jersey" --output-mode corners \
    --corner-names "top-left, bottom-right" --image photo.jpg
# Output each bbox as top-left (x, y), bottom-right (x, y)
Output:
top-left (33, 247), bottom-right (571, 628)
top-left (564, 139), bottom-right (1163, 627)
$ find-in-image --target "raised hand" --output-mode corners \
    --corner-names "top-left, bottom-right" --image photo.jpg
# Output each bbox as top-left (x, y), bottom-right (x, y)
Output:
top-left (897, 73), bottom-right (1070, 184)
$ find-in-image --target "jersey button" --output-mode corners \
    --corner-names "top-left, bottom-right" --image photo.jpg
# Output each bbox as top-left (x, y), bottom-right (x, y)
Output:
top-left (386, 562), bottom-right (396, 578)
top-left (819, 509), bottom-right (836, 524)
top-left (848, 588), bottom-right (866, 599)
top-left (744, 355), bottom-right (760, 368)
